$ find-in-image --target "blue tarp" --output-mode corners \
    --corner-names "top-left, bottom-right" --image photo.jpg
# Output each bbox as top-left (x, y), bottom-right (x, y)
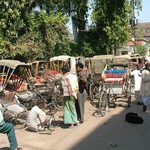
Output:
top-left (105, 70), bottom-right (127, 74)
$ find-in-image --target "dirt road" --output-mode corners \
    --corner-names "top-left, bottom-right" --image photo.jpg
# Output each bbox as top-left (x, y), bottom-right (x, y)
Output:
top-left (0, 96), bottom-right (150, 150)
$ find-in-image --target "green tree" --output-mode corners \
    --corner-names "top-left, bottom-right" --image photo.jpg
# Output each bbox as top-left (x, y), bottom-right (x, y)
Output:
top-left (0, 1), bottom-right (73, 61)
top-left (136, 45), bottom-right (147, 56)
top-left (15, 12), bottom-right (72, 61)
top-left (0, 0), bottom-right (26, 42)
top-left (92, 0), bottom-right (132, 54)
top-left (136, 24), bottom-right (145, 39)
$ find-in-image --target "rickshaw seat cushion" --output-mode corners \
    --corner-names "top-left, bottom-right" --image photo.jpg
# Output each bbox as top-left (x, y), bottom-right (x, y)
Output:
top-left (36, 76), bottom-right (46, 83)
top-left (1, 90), bottom-right (16, 103)
top-left (17, 83), bottom-right (28, 92)
top-left (103, 78), bottom-right (124, 83)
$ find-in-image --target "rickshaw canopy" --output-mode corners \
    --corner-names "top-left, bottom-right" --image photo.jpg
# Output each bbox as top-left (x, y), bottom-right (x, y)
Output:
top-left (113, 55), bottom-right (131, 64)
top-left (50, 55), bottom-right (77, 74)
top-left (0, 59), bottom-right (29, 69)
top-left (0, 60), bottom-right (31, 102)
top-left (91, 55), bottom-right (114, 74)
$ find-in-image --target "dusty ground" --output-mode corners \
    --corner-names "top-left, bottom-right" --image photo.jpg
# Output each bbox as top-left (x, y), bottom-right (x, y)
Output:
top-left (0, 95), bottom-right (150, 150)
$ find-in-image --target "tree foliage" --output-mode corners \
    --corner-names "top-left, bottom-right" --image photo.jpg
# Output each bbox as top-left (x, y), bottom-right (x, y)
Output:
top-left (0, 0), bottom-right (26, 42)
top-left (91, 0), bottom-right (132, 54)
top-left (16, 12), bottom-right (72, 61)
top-left (136, 45), bottom-right (147, 56)
top-left (136, 24), bottom-right (145, 38)
top-left (0, 0), bottom-right (143, 60)
top-left (0, 0), bottom-right (73, 61)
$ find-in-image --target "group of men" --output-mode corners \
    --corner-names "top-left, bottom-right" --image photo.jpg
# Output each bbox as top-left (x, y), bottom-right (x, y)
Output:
top-left (131, 61), bottom-right (150, 112)
top-left (27, 62), bottom-right (88, 129)
top-left (0, 62), bottom-right (88, 149)
top-left (61, 62), bottom-right (88, 128)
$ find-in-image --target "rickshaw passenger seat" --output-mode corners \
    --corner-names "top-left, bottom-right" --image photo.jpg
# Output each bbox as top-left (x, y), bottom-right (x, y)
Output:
top-left (102, 69), bottom-right (127, 83)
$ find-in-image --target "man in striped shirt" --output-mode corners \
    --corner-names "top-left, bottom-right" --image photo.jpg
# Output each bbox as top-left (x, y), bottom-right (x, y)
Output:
top-left (61, 66), bottom-right (78, 128)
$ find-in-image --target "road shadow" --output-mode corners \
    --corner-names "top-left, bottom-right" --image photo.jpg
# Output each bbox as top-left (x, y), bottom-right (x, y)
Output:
top-left (69, 98), bottom-right (148, 150)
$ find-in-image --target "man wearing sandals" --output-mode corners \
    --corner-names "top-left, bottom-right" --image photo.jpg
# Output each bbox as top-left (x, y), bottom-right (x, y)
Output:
top-left (27, 99), bottom-right (48, 132)
top-left (0, 108), bottom-right (23, 150)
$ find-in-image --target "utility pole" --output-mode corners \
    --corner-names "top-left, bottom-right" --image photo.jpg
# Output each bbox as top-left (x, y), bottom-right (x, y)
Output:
top-left (131, 0), bottom-right (138, 54)
top-left (70, 1), bottom-right (78, 41)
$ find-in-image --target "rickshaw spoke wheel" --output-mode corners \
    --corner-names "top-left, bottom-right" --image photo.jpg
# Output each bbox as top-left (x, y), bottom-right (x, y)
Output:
top-left (126, 79), bottom-right (131, 107)
top-left (53, 93), bottom-right (64, 110)
top-left (99, 91), bottom-right (109, 116)
top-left (93, 109), bottom-right (102, 117)
top-left (89, 84), bottom-right (95, 101)
top-left (127, 95), bottom-right (131, 108)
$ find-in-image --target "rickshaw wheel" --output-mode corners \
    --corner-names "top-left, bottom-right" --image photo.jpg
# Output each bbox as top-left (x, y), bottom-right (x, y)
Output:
top-left (126, 79), bottom-right (132, 108)
top-left (93, 109), bottom-right (102, 117)
top-left (89, 83), bottom-right (99, 101)
top-left (128, 96), bottom-right (131, 108)
top-left (89, 83), bottom-right (95, 101)
top-left (53, 92), bottom-right (64, 110)
top-left (98, 91), bottom-right (109, 116)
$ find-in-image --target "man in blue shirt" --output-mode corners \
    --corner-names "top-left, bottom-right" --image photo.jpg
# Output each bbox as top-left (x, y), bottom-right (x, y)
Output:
top-left (0, 108), bottom-right (23, 150)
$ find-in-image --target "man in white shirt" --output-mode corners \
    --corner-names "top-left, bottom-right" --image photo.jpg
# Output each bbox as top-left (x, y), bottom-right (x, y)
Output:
top-left (27, 100), bottom-right (48, 132)
top-left (65, 73), bottom-right (79, 99)
top-left (0, 107), bottom-right (23, 150)
top-left (131, 64), bottom-right (142, 105)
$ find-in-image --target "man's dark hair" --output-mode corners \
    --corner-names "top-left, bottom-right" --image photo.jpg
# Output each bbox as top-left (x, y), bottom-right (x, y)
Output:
top-left (76, 62), bottom-right (84, 69)
top-left (61, 66), bottom-right (70, 73)
top-left (37, 99), bottom-right (45, 106)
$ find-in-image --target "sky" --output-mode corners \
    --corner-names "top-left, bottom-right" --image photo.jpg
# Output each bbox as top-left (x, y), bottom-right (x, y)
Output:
top-left (135, 0), bottom-right (150, 23)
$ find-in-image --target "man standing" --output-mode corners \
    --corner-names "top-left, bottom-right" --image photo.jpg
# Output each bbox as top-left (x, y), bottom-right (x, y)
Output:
top-left (75, 62), bottom-right (87, 123)
top-left (130, 64), bottom-right (142, 105)
top-left (61, 66), bottom-right (79, 128)
top-left (140, 61), bottom-right (150, 112)
top-left (61, 66), bottom-right (78, 128)
top-left (0, 108), bottom-right (23, 150)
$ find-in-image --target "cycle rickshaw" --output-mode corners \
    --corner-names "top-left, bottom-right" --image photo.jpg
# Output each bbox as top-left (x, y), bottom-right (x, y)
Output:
top-left (95, 55), bottom-right (132, 116)
top-left (49, 55), bottom-right (86, 109)
top-left (0, 59), bottom-right (31, 128)
top-left (89, 55), bottom-right (114, 102)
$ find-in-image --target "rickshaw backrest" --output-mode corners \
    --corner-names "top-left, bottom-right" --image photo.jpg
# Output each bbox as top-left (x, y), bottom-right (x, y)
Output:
top-left (103, 70), bottom-right (127, 78)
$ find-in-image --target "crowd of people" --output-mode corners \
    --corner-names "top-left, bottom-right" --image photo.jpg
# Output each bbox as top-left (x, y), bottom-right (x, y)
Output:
top-left (0, 62), bottom-right (88, 149)
top-left (2, 59), bottom-right (150, 149)
top-left (61, 62), bottom-right (88, 128)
